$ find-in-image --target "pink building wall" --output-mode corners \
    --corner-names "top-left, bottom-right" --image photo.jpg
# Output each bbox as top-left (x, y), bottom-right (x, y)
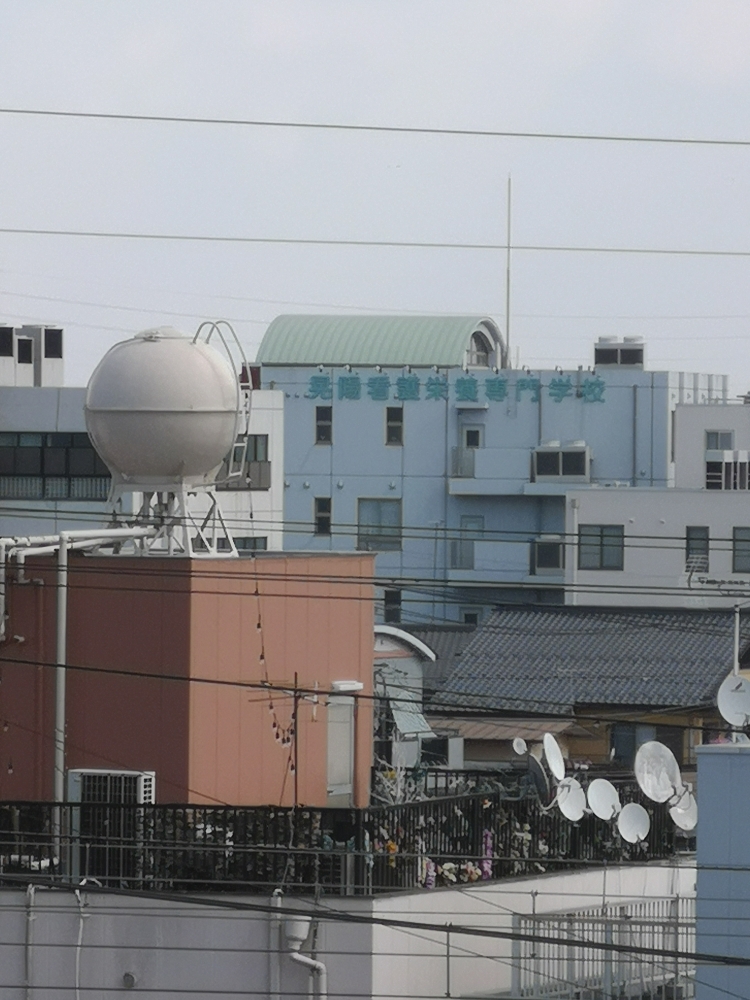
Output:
top-left (0, 552), bottom-right (374, 806)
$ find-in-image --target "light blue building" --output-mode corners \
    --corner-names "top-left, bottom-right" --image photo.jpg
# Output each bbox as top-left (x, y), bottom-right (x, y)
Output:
top-left (257, 316), bottom-right (728, 624)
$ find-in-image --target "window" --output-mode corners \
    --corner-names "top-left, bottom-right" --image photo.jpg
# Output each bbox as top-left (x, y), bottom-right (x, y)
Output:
top-left (707, 459), bottom-right (749, 490)
top-left (459, 607), bottom-right (480, 626)
top-left (611, 723), bottom-right (683, 767)
top-left (315, 406), bottom-right (332, 444)
top-left (594, 343), bottom-right (643, 366)
top-left (464, 427), bottom-right (482, 449)
top-left (383, 589), bottom-right (401, 624)
top-left (17, 339), bottom-right (32, 364)
top-left (531, 538), bottom-right (565, 574)
top-left (0, 328), bottom-right (12, 357)
top-left (216, 536), bottom-right (268, 552)
top-left (44, 328), bottom-right (63, 359)
top-left (357, 498), bottom-right (402, 551)
top-left (733, 528), bottom-right (750, 573)
top-left (468, 331), bottom-right (492, 367)
top-left (534, 447), bottom-right (589, 480)
top-left (216, 434), bottom-right (271, 491)
top-left (386, 407), bottom-right (403, 446)
top-left (578, 525), bottom-right (624, 570)
top-left (420, 737), bottom-right (449, 765)
top-left (314, 497), bottom-right (332, 535)
top-left (706, 430), bottom-right (733, 451)
top-left (0, 432), bottom-right (109, 500)
top-left (451, 515), bottom-right (484, 569)
top-left (686, 526), bottom-right (709, 572)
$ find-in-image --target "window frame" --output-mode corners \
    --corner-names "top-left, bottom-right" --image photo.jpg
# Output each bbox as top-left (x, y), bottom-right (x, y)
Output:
top-left (685, 526), bottom-right (709, 572)
top-left (383, 589), bottom-right (401, 624)
top-left (385, 406), bottom-right (404, 446)
top-left (706, 430), bottom-right (734, 451)
top-left (578, 524), bottom-right (624, 571)
top-left (357, 498), bottom-right (403, 551)
top-left (733, 527), bottom-right (750, 573)
top-left (314, 497), bottom-right (332, 536)
top-left (315, 405), bottom-right (333, 445)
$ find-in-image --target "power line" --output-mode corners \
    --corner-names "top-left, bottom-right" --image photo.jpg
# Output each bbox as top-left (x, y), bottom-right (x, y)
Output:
top-left (1, 106), bottom-right (749, 150)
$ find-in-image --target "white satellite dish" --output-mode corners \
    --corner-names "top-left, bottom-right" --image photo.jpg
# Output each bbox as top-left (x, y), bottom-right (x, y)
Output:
top-left (634, 741), bottom-right (682, 803)
top-left (556, 777), bottom-right (586, 822)
top-left (669, 793), bottom-right (698, 832)
top-left (512, 737), bottom-right (528, 755)
top-left (587, 778), bottom-right (622, 821)
top-left (543, 733), bottom-right (566, 781)
top-left (717, 671), bottom-right (750, 727)
top-left (528, 755), bottom-right (553, 806)
top-left (617, 802), bottom-right (651, 843)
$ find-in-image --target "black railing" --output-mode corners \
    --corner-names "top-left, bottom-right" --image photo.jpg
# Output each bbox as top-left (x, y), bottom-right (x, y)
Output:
top-left (0, 789), bottom-right (679, 896)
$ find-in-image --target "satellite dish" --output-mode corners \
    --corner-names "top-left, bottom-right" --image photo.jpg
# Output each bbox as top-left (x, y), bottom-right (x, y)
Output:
top-left (556, 777), bottom-right (586, 822)
top-left (670, 793), bottom-right (698, 832)
top-left (512, 737), bottom-right (528, 755)
top-left (528, 754), bottom-right (553, 806)
top-left (717, 671), bottom-right (750, 727)
top-left (634, 741), bottom-right (682, 803)
top-left (587, 778), bottom-right (622, 820)
top-left (543, 733), bottom-right (566, 781)
top-left (617, 802), bottom-right (651, 843)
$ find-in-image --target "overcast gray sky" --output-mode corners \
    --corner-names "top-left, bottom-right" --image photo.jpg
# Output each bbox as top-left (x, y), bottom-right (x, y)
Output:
top-left (2, 1), bottom-right (750, 390)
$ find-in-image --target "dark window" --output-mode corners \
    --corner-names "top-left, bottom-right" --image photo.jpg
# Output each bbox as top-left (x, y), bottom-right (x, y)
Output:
top-left (536, 451), bottom-right (559, 476)
top-left (733, 528), bottom-right (750, 573)
top-left (464, 428), bottom-right (481, 449)
top-left (383, 589), bottom-right (401, 624)
top-left (314, 497), bottom-right (332, 536)
top-left (247, 435), bottom-right (268, 462)
top-left (706, 461), bottom-right (723, 489)
top-left (386, 407), bottom-right (403, 446)
top-left (533, 539), bottom-right (565, 572)
top-left (43, 448), bottom-right (67, 476)
top-left (0, 328), bottom-right (12, 357)
top-left (0, 449), bottom-right (13, 474)
top-left (579, 525), bottom-right (624, 570)
top-left (562, 450), bottom-right (586, 476)
top-left (611, 723), bottom-right (683, 767)
top-left (15, 448), bottom-right (41, 475)
top-left (358, 499), bottom-right (402, 551)
top-left (686, 526), bottom-right (709, 572)
top-left (420, 737), bottom-right (449, 765)
top-left (49, 433), bottom-right (72, 448)
top-left (17, 339), bottom-right (32, 364)
top-left (68, 448), bottom-right (96, 476)
top-left (594, 347), bottom-right (618, 365)
top-left (315, 406), bottom-right (332, 444)
top-left (461, 609), bottom-right (479, 626)
top-left (217, 536), bottom-right (268, 552)
top-left (0, 431), bottom-right (110, 500)
top-left (44, 328), bottom-right (63, 359)
top-left (619, 348), bottom-right (643, 365)
top-left (71, 433), bottom-right (90, 448)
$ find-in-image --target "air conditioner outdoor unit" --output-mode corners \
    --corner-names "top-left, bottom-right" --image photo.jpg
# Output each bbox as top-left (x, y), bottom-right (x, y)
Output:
top-left (67, 768), bottom-right (156, 804)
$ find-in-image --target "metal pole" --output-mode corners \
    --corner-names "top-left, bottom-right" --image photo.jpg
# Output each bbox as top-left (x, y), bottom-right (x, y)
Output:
top-left (505, 175), bottom-right (512, 368)
top-left (55, 534), bottom-right (69, 802)
top-left (734, 604), bottom-right (741, 675)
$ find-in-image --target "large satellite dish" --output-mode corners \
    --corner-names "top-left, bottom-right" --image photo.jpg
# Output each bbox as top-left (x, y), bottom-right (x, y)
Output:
top-left (543, 733), bottom-right (566, 781)
top-left (513, 737), bottom-right (527, 755)
top-left (587, 778), bottom-right (621, 821)
top-left (634, 741), bottom-right (682, 803)
top-left (717, 671), bottom-right (750, 727)
top-left (669, 792), bottom-right (698, 832)
top-left (556, 777), bottom-right (586, 821)
top-left (617, 802), bottom-right (651, 843)
top-left (528, 755), bottom-right (553, 806)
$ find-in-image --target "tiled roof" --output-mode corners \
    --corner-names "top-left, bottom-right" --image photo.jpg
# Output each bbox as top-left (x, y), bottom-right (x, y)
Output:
top-left (404, 623), bottom-right (477, 694)
top-left (431, 606), bottom-right (750, 715)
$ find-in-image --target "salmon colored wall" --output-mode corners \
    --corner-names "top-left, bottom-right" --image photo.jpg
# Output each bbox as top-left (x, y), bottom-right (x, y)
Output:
top-left (187, 554), bottom-right (374, 807)
top-left (0, 552), bottom-right (374, 806)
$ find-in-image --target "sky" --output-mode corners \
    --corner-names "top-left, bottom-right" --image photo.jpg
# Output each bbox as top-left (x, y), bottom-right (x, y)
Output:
top-left (2, 2), bottom-right (750, 390)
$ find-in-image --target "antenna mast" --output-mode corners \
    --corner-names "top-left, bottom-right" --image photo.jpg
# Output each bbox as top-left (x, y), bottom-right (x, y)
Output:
top-left (505, 175), bottom-right (512, 369)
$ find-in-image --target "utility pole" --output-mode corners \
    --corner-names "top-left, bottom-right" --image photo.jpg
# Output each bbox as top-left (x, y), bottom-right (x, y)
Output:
top-left (505, 175), bottom-right (512, 369)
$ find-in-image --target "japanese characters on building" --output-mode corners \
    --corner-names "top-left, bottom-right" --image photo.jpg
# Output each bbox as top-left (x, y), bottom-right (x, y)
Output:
top-left (305, 372), bottom-right (606, 404)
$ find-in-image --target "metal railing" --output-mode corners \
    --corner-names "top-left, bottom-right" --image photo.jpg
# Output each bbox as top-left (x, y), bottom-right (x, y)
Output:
top-left (0, 790), bottom-right (678, 895)
top-left (511, 896), bottom-right (695, 999)
top-left (450, 447), bottom-right (475, 478)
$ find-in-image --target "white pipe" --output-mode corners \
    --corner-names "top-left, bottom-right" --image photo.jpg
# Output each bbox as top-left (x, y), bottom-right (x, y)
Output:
top-left (24, 884), bottom-right (35, 1000)
top-left (288, 951), bottom-right (327, 999)
top-left (270, 890), bottom-right (282, 1000)
top-left (734, 604), bottom-right (741, 676)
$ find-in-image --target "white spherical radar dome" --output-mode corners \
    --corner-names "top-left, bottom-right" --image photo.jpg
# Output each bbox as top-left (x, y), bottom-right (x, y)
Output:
top-left (85, 327), bottom-right (240, 489)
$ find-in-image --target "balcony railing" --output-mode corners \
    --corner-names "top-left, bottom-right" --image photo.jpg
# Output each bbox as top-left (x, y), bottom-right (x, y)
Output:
top-left (0, 789), bottom-right (679, 896)
top-left (450, 447), bottom-right (475, 478)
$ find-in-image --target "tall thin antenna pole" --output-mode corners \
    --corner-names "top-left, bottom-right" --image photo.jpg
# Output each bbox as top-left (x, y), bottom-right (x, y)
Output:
top-left (505, 175), bottom-right (512, 369)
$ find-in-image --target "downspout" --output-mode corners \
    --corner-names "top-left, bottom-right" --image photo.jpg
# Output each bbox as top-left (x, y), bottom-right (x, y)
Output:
top-left (24, 883), bottom-right (35, 1000)
top-left (285, 916), bottom-right (328, 999)
top-left (55, 532), bottom-right (69, 806)
top-left (270, 889), bottom-right (282, 1000)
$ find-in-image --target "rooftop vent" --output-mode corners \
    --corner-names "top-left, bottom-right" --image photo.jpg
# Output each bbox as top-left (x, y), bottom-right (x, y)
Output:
top-left (594, 337), bottom-right (644, 368)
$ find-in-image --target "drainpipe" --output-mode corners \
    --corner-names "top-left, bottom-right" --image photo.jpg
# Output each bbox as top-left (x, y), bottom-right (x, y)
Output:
top-left (285, 916), bottom-right (328, 999)
top-left (270, 890), bottom-right (282, 1000)
top-left (24, 884), bottom-right (35, 1000)
top-left (54, 532), bottom-right (69, 806)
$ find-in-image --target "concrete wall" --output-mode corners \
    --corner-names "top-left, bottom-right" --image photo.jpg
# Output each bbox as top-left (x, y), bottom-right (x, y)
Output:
top-left (0, 861), bottom-right (695, 999)
top-left (0, 552), bottom-right (375, 806)
top-left (564, 487), bottom-right (750, 607)
top-left (675, 402), bottom-right (750, 489)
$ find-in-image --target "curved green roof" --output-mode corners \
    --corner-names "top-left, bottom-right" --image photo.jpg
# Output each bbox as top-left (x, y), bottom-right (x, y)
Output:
top-left (256, 315), bottom-right (503, 367)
